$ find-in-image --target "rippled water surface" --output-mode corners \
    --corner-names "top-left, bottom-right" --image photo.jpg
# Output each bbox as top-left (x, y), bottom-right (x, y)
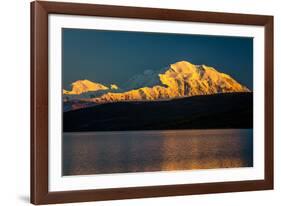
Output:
top-left (63, 129), bottom-right (253, 175)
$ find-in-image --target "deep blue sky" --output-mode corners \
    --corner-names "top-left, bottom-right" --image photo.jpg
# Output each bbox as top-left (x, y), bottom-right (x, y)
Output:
top-left (62, 28), bottom-right (253, 90)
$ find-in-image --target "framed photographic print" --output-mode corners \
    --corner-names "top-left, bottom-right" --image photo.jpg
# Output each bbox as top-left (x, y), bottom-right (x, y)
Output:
top-left (30, 1), bottom-right (274, 204)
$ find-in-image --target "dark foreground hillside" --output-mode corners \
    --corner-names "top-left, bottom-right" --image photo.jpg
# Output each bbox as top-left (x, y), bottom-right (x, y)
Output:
top-left (63, 92), bottom-right (253, 132)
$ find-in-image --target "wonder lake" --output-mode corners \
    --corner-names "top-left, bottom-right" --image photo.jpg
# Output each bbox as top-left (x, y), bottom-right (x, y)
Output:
top-left (63, 129), bottom-right (253, 175)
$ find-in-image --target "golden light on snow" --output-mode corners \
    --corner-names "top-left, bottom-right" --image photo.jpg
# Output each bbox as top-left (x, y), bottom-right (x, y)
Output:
top-left (63, 60), bottom-right (250, 103)
top-left (110, 84), bottom-right (119, 90)
top-left (63, 79), bottom-right (109, 95)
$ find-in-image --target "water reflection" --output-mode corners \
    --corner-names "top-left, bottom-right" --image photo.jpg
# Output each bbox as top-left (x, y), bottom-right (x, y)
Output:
top-left (63, 129), bottom-right (253, 176)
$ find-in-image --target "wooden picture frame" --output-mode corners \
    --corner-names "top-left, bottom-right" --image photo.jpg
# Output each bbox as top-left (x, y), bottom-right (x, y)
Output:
top-left (31, 1), bottom-right (274, 204)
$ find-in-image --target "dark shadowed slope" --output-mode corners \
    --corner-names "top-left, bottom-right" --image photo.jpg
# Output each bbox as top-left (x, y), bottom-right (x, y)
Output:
top-left (63, 92), bottom-right (253, 132)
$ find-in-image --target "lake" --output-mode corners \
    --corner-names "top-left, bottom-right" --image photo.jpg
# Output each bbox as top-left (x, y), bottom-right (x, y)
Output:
top-left (63, 129), bottom-right (253, 175)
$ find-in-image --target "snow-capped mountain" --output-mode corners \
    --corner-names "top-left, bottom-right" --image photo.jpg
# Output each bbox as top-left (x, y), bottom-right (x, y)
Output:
top-left (122, 69), bottom-right (164, 90)
top-left (89, 61), bottom-right (250, 104)
top-left (63, 79), bottom-right (109, 95)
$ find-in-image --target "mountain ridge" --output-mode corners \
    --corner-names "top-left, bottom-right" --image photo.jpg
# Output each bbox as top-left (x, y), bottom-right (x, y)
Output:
top-left (88, 61), bottom-right (250, 104)
top-left (63, 60), bottom-right (250, 105)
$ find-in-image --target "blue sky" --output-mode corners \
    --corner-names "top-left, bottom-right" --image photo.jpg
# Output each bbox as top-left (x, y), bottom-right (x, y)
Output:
top-left (62, 28), bottom-right (253, 90)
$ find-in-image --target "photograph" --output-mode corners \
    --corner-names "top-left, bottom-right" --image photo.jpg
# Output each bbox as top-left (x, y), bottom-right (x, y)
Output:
top-left (62, 28), bottom-right (254, 176)
top-left (29, 1), bottom-right (274, 204)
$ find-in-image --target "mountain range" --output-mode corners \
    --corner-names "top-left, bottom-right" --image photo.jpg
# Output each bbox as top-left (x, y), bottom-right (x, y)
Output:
top-left (63, 60), bottom-right (250, 106)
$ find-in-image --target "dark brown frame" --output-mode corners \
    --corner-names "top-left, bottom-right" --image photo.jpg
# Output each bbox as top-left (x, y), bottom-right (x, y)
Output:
top-left (31, 0), bottom-right (274, 204)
